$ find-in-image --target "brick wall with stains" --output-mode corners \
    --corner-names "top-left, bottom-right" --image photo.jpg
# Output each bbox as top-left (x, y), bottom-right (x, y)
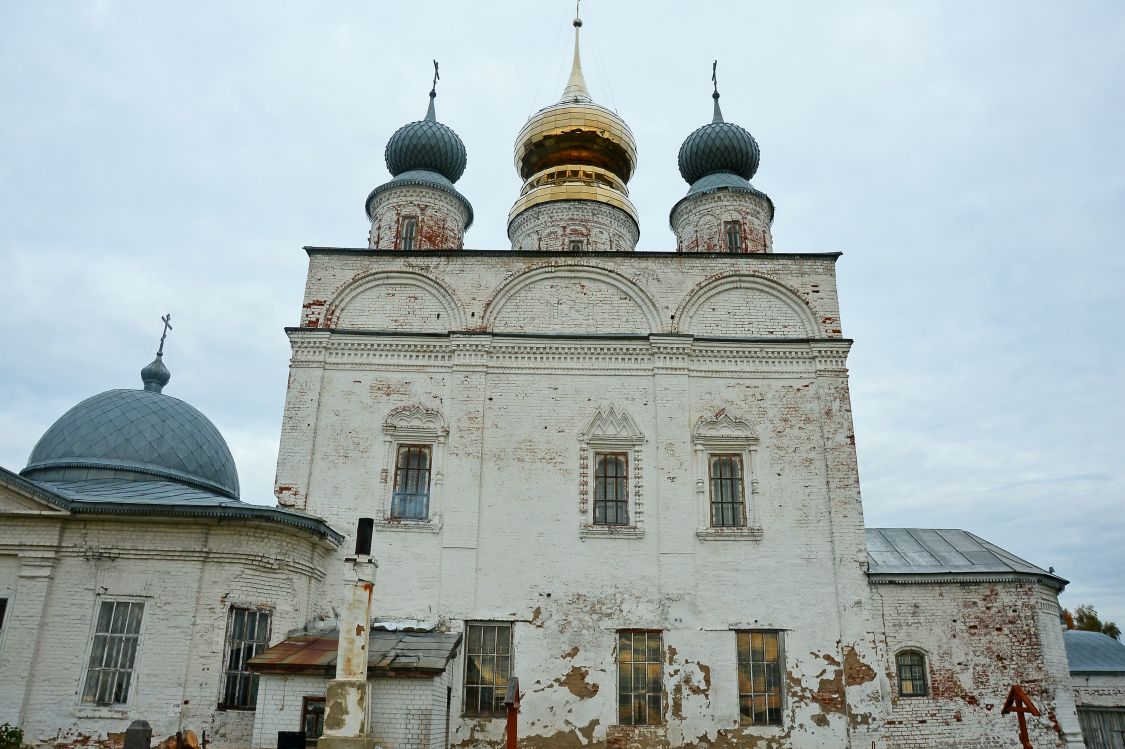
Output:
top-left (1072, 674), bottom-right (1125, 710)
top-left (275, 248), bottom-right (894, 747)
top-left (367, 185), bottom-right (470, 250)
top-left (508, 202), bottom-right (640, 252)
top-left (872, 580), bottom-right (1084, 747)
top-left (0, 501), bottom-right (334, 749)
top-left (670, 190), bottom-right (773, 254)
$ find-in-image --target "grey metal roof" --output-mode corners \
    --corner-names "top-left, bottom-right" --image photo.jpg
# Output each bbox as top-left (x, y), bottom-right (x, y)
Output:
top-left (1064, 630), bottom-right (1125, 674)
top-left (678, 120), bottom-right (760, 185)
top-left (22, 388), bottom-right (239, 498)
top-left (866, 528), bottom-right (1065, 588)
top-left (669, 171), bottom-right (775, 228)
top-left (365, 169), bottom-right (474, 229)
top-left (384, 118), bottom-right (467, 183)
top-left (0, 465), bottom-right (342, 543)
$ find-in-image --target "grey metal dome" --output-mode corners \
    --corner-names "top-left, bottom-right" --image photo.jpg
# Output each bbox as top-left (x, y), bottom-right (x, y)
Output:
top-left (384, 93), bottom-right (467, 183)
top-left (677, 94), bottom-right (760, 185)
top-left (22, 388), bottom-right (240, 499)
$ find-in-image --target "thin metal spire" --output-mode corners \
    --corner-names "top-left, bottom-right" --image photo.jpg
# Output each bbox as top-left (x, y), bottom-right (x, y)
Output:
top-left (712, 60), bottom-right (724, 123)
top-left (425, 60), bottom-right (439, 121)
top-left (561, 2), bottom-right (592, 103)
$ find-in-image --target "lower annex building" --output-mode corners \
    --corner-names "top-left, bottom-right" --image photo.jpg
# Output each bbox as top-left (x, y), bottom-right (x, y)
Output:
top-left (0, 12), bottom-right (1092, 749)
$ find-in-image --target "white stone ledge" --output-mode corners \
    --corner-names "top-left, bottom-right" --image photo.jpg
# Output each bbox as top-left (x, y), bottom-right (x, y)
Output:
top-left (579, 525), bottom-right (645, 540)
top-left (696, 527), bottom-right (764, 541)
top-left (376, 519), bottom-right (442, 534)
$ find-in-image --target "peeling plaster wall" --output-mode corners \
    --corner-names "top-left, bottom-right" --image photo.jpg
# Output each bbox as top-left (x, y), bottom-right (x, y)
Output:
top-left (872, 580), bottom-right (1083, 748)
top-left (280, 249), bottom-right (885, 747)
top-left (0, 508), bottom-right (332, 749)
top-left (367, 185), bottom-right (469, 250)
top-left (1073, 674), bottom-right (1125, 709)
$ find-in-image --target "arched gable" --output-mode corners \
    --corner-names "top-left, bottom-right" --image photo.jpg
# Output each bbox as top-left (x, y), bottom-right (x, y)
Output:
top-left (325, 272), bottom-right (465, 332)
top-left (675, 274), bottom-right (820, 338)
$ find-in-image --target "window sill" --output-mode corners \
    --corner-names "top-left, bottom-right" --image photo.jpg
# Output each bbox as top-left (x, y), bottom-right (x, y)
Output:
top-left (580, 525), bottom-right (645, 540)
top-left (696, 526), bottom-right (763, 541)
top-left (73, 705), bottom-right (129, 719)
top-left (376, 518), bottom-right (441, 534)
top-left (217, 704), bottom-right (258, 711)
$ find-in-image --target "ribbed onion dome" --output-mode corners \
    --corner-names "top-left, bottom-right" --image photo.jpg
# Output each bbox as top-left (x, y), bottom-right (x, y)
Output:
top-left (21, 358), bottom-right (240, 499)
top-left (677, 93), bottom-right (760, 185)
top-left (384, 92), bottom-right (468, 183)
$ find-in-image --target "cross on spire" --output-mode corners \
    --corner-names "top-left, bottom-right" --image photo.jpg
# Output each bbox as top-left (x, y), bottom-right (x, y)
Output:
top-left (157, 313), bottom-right (172, 356)
top-left (711, 60), bottom-right (724, 123)
top-left (426, 60), bottom-right (440, 121)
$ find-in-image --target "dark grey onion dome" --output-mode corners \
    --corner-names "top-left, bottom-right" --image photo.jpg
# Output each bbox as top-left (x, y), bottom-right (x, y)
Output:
top-left (22, 388), bottom-right (240, 499)
top-left (677, 94), bottom-right (760, 185)
top-left (384, 93), bottom-right (467, 183)
top-left (140, 354), bottom-right (170, 392)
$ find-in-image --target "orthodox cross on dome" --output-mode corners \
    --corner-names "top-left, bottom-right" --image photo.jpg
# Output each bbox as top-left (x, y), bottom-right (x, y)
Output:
top-left (157, 313), bottom-right (172, 356)
top-left (711, 60), bottom-right (725, 123)
top-left (426, 60), bottom-right (440, 121)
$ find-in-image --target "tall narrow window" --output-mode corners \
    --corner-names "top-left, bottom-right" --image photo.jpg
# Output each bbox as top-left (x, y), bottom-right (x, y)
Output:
top-left (725, 221), bottom-right (742, 252)
top-left (81, 600), bottom-right (144, 705)
top-left (464, 622), bottom-right (512, 718)
top-left (391, 445), bottom-right (432, 520)
top-left (737, 631), bottom-right (783, 726)
top-left (302, 697), bottom-right (326, 744)
top-left (709, 454), bottom-right (746, 527)
top-left (569, 239), bottom-right (584, 252)
top-left (401, 217), bottom-right (418, 250)
top-left (896, 651), bottom-right (928, 697)
top-left (594, 452), bottom-right (629, 526)
top-left (0, 598), bottom-right (7, 630)
top-left (618, 631), bottom-right (663, 726)
top-left (221, 607), bottom-right (272, 708)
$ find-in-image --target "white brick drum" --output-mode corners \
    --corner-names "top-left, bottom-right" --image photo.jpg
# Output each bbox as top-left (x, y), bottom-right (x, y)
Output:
top-left (671, 189), bottom-right (773, 254)
top-left (508, 201), bottom-right (640, 252)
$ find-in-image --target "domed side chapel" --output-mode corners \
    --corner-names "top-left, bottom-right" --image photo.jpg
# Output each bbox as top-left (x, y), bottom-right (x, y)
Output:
top-left (0, 12), bottom-right (1088, 749)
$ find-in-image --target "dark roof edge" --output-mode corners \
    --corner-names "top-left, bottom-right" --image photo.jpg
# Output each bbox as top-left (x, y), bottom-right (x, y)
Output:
top-left (302, 247), bottom-right (843, 260)
top-left (0, 465), bottom-right (74, 511)
top-left (22, 459), bottom-right (238, 499)
top-left (284, 328), bottom-right (853, 346)
top-left (867, 570), bottom-right (1067, 591)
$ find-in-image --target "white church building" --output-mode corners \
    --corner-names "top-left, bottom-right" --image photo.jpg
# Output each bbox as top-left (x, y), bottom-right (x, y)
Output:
top-left (0, 12), bottom-right (1089, 749)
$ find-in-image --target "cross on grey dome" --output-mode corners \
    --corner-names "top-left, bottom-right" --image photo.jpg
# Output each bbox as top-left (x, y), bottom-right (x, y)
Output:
top-left (383, 62), bottom-right (468, 184)
top-left (677, 62), bottom-right (761, 185)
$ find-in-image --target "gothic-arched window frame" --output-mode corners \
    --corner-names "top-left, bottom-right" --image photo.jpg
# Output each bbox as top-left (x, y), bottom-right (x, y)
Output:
top-left (895, 649), bottom-right (929, 698)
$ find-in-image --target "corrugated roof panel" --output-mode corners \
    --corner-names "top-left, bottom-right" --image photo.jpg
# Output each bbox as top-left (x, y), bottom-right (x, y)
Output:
top-left (1064, 630), bottom-right (1125, 673)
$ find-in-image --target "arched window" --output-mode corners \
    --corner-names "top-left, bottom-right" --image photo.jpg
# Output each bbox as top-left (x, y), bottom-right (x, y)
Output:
top-left (896, 650), bottom-right (928, 697)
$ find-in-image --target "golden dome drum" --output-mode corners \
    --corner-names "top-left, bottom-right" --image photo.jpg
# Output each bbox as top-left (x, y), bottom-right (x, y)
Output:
top-left (514, 100), bottom-right (637, 184)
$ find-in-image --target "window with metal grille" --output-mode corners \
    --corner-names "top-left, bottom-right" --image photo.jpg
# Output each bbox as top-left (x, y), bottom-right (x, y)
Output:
top-left (221, 607), bottom-right (271, 708)
top-left (401, 217), bottom-right (418, 250)
top-left (81, 600), bottom-right (144, 705)
top-left (709, 454), bottom-right (746, 527)
top-left (302, 697), bottom-right (326, 744)
top-left (463, 622), bottom-right (512, 717)
top-left (594, 452), bottom-right (629, 526)
top-left (617, 630), bottom-right (663, 726)
top-left (896, 650), bottom-right (928, 697)
top-left (391, 444), bottom-right (432, 520)
top-left (569, 239), bottom-right (584, 252)
top-left (725, 221), bottom-right (742, 252)
top-left (737, 631), bottom-right (783, 726)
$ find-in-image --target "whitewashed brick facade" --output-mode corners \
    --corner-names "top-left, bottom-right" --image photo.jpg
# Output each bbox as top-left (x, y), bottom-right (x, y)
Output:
top-left (508, 202), bottom-right (640, 253)
top-left (670, 189), bottom-right (773, 254)
top-left (367, 185), bottom-right (470, 251)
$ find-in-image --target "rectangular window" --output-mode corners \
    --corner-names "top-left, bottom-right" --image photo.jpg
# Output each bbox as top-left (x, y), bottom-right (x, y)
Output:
top-left (569, 239), bottom-right (584, 252)
top-left (709, 454), bottom-right (746, 527)
top-left (221, 607), bottom-right (272, 708)
top-left (896, 651), bottom-right (928, 696)
top-left (617, 630), bottom-right (663, 726)
top-left (302, 697), bottom-right (326, 744)
top-left (464, 622), bottom-right (512, 718)
top-left (737, 631), bottom-right (783, 726)
top-left (401, 217), bottom-right (418, 250)
top-left (725, 221), bottom-right (742, 252)
top-left (593, 452), bottom-right (629, 526)
top-left (391, 445), bottom-right (432, 520)
top-left (81, 600), bottom-right (144, 705)
top-left (0, 598), bottom-right (6, 630)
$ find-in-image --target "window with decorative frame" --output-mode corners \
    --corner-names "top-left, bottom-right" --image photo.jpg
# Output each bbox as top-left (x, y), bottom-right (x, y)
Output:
top-left (895, 650), bottom-right (929, 697)
top-left (399, 216), bottom-right (418, 250)
top-left (378, 403), bottom-right (447, 532)
top-left (578, 406), bottom-right (646, 538)
top-left (80, 599), bottom-right (145, 706)
top-left (221, 606), bottom-right (272, 709)
top-left (692, 412), bottom-right (762, 540)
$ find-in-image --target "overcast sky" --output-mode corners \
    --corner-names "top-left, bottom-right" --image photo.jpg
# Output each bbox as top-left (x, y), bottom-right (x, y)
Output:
top-left (1, 1), bottom-right (1122, 625)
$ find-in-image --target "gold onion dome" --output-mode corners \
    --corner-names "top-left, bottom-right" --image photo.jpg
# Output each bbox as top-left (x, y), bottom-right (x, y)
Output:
top-left (509, 15), bottom-right (638, 228)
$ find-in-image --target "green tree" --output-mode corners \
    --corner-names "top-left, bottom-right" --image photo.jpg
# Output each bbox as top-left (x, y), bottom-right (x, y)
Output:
top-left (1062, 605), bottom-right (1122, 641)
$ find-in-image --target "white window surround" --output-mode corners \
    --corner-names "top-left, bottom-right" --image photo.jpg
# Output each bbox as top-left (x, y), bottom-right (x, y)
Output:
top-left (693, 412), bottom-right (763, 540)
top-left (578, 406), bottom-right (646, 539)
top-left (378, 403), bottom-right (447, 533)
top-left (74, 596), bottom-right (147, 719)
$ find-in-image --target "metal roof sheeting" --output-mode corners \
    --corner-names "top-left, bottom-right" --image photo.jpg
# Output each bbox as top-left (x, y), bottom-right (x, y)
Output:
top-left (248, 630), bottom-right (462, 677)
top-left (1064, 630), bottom-right (1125, 674)
top-left (866, 528), bottom-right (1065, 587)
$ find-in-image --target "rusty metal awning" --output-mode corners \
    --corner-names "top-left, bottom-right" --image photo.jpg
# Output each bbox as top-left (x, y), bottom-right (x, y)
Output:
top-left (248, 629), bottom-right (462, 678)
